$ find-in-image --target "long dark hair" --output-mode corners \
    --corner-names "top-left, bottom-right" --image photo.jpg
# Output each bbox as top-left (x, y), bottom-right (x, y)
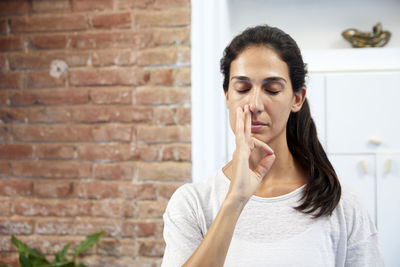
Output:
top-left (220, 25), bottom-right (341, 218)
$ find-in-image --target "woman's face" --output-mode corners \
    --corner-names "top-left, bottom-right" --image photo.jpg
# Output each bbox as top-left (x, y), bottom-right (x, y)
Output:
top-left (225, 45), bottom-right (305, 146)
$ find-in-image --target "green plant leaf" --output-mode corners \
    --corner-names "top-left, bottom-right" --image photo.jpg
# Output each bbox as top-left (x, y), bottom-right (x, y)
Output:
top-left (19, 254), bottom-right (32, 267)
top-left (76, 264), bottom-right (86, 267)
top-left (73, 232), bottom-right (104, 257)
top-left (54, 243), bottom-right (71, 263)
top-left (12, 235), bottom-right (48, 263)
top-left (50, 262), bottom-right (75, 267)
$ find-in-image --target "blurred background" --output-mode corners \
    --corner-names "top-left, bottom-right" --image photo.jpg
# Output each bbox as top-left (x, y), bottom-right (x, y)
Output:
top-left (0, 0), bottom-right (190, 266)
top-left (1, 0), bottom-right (399, 266)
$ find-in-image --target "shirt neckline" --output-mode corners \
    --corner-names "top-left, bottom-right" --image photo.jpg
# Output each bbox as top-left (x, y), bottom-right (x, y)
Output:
top-left (219, 169), bottom-right (306, 203)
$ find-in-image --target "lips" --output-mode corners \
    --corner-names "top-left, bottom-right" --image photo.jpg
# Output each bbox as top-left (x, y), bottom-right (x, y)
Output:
top-left (251, 121), bottom-right (267, 133)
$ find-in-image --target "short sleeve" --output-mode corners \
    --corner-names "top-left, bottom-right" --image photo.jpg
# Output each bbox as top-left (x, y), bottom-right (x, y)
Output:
top-left (341, 187), bottom-right (384, 267)
top-left (161, 185), bottom-right (204, 267)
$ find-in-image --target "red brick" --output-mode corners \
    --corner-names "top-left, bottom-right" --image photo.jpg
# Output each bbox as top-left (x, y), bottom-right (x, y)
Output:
top-left (138, 239), bottom-right (165, 257)
top-left (0, 90), bottom-right (8, 104)
top-left (13, 125), bottom-right (93, 141)
top-left (70, 31), bottom-right (153, 49)
top-left (0, 126), bottom-right (11, 142)
top-left (157, 182), bottom-right (183, 199)
top-left (135, 86), bottom-right (190, 105)
top-left (90, 199), bottom-right (134, 218)
top-left (35, 219), bottom-right (74, 235)
top-left (161, 144), bottom-right (191, 161)
top-left (149, 68), bottom-right (173, 85)
top-left (0, 72), bottom-right (22, 89)
top-left (176, 105), bottom-right (191, 124)
top-left (90, 88), bottom-right (132, 104)
top-left (74, 218), bottom-right (121, 237)
top-left (136, 47), bottom-right (178, 66)
top-left (0, 200), bottom-right (10, 216)
top-left (0, 107), bottom-right (26, 122)
top-left (119, 183), bottom-right (156, 199)
top-left (35, 144), bottom-right (75, 159)
top-left (92, 124), bottom-right (133, 142)
top-left (26, 70), bottom-right (66, 89)
top-left (0, 235), bottom-right (13, 252)
top-left (77, 144), bottom-right (139, 161)
top-left (34, 181), bottom-right (72, 198)
top-left (0, 36), bottom-right (23, 51)
top-left (10, 14), bottom-right (88, 33)
top-left (12, 160), bottom-right (92, 178)
top-left (75, 181), bottom-right (155, 200)
top-left (0, 179), bottom-right (32, 197)
top-left (116, 0), bottom-right (153, 9)
top-left (0, 253), bottom-right (18, 267)
top-left (92, 12), bottom-right (131, 29)
top-left (91, 50), bottom-right (135, 67)
top-left (17, 235), bottom-right (85, 255)
top-left (154, 0), bottom-right (190, 7)
top-left (69, 68), bottom-right (150, 86)
top-left (97, 238), bottom-right (135, 257)
top-left (153, 27), bottom-right (190, 46)
top-left (153, 106), bottom-right (175, 125)
top-left (30, 34), bottom-right (67, 49)
top-left (137, 125), bottom-right (191, 143)
top-left (122, 220), bottom-right (156, 237)
top-left (94, 162), bottom-right (134, 180)
top-left (136, 162), bottom-right (191, 181)
top-left (70, 106), bottom-right (152, 123)
top-left (0, 19), bottom-right (8, 34)
top-left (32, 0), bottom-right (71, 13)
top-left (81, 256), bottom-right (142, 267)
top-left (73, 0), bottom-right (113, 11)
top-left (0, 1), bottom-right (29, 16)
top-left (10, 89), bottom-right (89, 106)
top-left (137, 201), bottom-right (168, 219)
top-left (0, 219), bottom-right (33, 235)
top-left (13, 199), bottom-right (92, 217)
top-left (9, 52), bottom-right (89, 70)
top-left (27, 106), bottom-right (72, 123)
top-left (135, 9), bottom-right (190, 27)
top-left (174, 67), bottom-right (190, 85)
top-left (0, 161), bottom-right (11, 176)
top-left (0, 55), bottom-right (7, 71)
top-left (137, 145), bottom-right (159, 161)
top-left (0, 144), bottom-right (33, 159)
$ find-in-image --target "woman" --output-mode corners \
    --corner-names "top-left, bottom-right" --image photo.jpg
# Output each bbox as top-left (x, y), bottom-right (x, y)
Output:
top-left (161, 25), bottom-right (383, 267)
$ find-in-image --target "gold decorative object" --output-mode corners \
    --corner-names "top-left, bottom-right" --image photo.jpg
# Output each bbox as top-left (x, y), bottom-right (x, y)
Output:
top-left (342, 23), bottom-right (391, 48)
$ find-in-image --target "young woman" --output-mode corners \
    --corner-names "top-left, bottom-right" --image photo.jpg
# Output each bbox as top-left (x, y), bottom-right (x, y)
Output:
top-left (161, 25), bottom-right (383, 267)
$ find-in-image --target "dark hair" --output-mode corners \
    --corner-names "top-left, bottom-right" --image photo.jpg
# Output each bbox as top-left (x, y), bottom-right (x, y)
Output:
top-left (220, 25), bottom-right (341, 218)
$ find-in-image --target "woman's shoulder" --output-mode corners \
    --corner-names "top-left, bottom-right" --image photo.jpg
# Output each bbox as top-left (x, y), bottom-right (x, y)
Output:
top-left (165, 170), bottom-right (228, 216)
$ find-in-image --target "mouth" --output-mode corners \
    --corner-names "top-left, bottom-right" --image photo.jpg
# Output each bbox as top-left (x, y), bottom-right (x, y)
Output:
top-left (251, 121), bottom-right (268, 133)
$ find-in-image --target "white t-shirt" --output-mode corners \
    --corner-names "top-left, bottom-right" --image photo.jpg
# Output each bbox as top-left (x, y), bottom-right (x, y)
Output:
top-left (162, 170), bottom-right (384, 267)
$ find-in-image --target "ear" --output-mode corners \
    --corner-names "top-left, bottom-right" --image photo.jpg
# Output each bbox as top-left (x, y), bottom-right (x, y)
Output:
top-left (291, 87), bottom-right (306, 112)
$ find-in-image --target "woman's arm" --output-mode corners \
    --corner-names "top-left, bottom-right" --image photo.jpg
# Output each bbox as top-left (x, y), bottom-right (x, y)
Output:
top-left (183, 105), bottom-right (275, 267)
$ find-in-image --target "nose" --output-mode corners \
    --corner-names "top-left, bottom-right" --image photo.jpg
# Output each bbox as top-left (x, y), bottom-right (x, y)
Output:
top-left (249, 87), bottom-right (263, 114)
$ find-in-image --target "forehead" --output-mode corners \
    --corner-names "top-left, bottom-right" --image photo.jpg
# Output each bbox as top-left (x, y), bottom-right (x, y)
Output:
top-left (230, 46), bottom-right (290, 81)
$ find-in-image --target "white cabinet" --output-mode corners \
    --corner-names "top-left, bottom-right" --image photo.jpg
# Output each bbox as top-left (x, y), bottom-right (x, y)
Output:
top-left (307, 72), bottom-right (400, 267)
top-left (377, 154), bottom-right (400, 267)
top-left (325, 73), bottom-right (400, 154)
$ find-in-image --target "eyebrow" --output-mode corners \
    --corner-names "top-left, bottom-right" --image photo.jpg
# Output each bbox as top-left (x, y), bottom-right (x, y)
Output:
top-left (231, 76), bottom-right (287, 84)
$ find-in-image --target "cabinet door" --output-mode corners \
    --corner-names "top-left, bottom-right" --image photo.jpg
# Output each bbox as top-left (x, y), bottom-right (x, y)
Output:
top-left (326, 73), bottom-right (400, 154)
top-left (306, 74), bottom-right (326, 149)
top-left (328, 154), bottom-right (376, 224)
top-left (377, 154), bottom-right (400, 267)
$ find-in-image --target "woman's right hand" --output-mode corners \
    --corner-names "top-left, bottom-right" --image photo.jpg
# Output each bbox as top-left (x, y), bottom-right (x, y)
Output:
top-left (227, 104), bottom-right (276, 204)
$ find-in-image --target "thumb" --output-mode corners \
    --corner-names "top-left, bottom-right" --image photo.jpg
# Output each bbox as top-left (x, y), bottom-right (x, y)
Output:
top-left (253, 153), bottom-right (276, 179)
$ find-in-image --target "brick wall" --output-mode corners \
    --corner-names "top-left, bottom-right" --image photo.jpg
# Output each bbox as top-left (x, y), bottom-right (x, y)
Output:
top-left (0, 0), bottom-right (191, 266)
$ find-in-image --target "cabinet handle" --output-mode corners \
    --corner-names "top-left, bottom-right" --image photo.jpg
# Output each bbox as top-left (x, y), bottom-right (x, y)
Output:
top-left (368, 137), bottom-right (382, 145)
top-left (385, 158), bottom-right (392, 173)
top-left (359, 160), bottom-right (368, 174)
